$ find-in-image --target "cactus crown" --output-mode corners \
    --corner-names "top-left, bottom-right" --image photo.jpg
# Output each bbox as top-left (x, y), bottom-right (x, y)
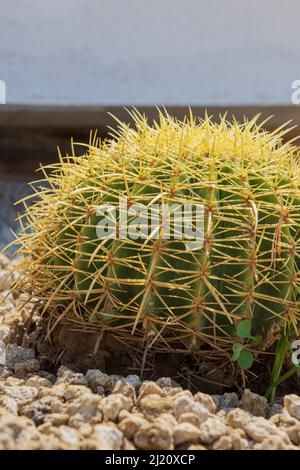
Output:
top-left (15, 110), bottom-right (300, 358)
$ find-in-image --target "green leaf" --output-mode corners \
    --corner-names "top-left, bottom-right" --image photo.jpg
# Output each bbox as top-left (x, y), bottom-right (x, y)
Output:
top-left (251, 335), bottom-right (262, 342)
top-left (232, 343), bottom-right (244, 361)
top-left (237, 350), bottom-right (254, 369)
top-left (236, 319), bottom-right (252, 339)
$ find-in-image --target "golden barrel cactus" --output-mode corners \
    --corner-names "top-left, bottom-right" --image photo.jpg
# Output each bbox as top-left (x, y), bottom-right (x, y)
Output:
top-left (14, 111), bottom-right (300, 366)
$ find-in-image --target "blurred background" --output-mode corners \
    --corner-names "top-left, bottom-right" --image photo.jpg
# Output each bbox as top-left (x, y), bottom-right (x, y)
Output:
top-left (0, 0), bottom-right (300, 248)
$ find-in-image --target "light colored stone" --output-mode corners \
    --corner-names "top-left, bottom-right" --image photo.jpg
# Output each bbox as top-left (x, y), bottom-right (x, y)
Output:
top-left (138, 381), bottom-right (163, 400)
top-left (194, 392), bottom-right (217, 414)
top-left (66, 394), bottom-right (102, 423)
top-left (0, 368), bottom-right (11, 380)
top-left (155, 413), bottom-right (177, 429)
top-left (156, 377), bottom-right (173, 388)
top-left (0, 325), bottom-right (11, 344)
top-left (0, 270), bottom-right (13, 291)
top-left (0, 395), bottom-right (18, 414)
top-left (123, 438), bottom-right (136, 450)
top-left (118, 409), bottom-right (131, 421)
top-left (37, 422), bottom-right (55, 435)
top-left (0, 385), bottom-right (38, 408)
top-left (0, 291), bottom-right (15, 313)
top-left (68, 414), bottom-right (87, 429)
top-left (44, 413), bottom-right (69, 426)
top-left (38, 383), bottom-right (66, 400)
top-left (54, 426), bottom-right (80, 449)
top-left (284, 394), bottom-right (300, 420)
top-left (285, 424), bottom-right (300, 445)
top-left (102, 393), bottom-right (133, 421)
top-left (3, 376), bottom-right (25, 386)
top-left (90, 424), bottom-right (123, 450)
top-left (163, 387), bottom-right (183, 397)
top-left (212, 435), bottom-right (232, 450)
top-left (188, 444), bottom-right (207, 450)
top-left (173, 393), bottom-right (211, 423)
top-left (229, 428), bottom-right (249, 450)
top-left (178, 412), bottom-right (205, 427)
top-left (26, 375), bottom-right (52, 388)
top-left (21, 398), bottom-right (53, 425)
top-left (16, 426), bottom-right (42, 450)
top-left (49, 397), bottom-right (65, 414)
top-left (198, 416), bottom-right (227, 445)
top-left (216, 409), bottom-right (226, 418)
top-left (64, 384), bottom-right (91, 401)
top-left (36, 424), bottom-right (79, 450)
top-left (119, 414), bottom-right (149, 439)
top-left (56, 366), bottom-right (87, 386)
top-left (134, 422), bottom-right (173, 450)
top-left (77, 423), bottom-right (93, 437)
top-left (173, 422), bottom-right (201, 446)
top-left (0, 414), bottom-right (35, 440)
top-left (0, 254), bottom-right (11, 269)
top-left (0, 428), bottom-right (16, 450)
top-left (253, 436), bottom-right (293, 450)
top-left (226, 408), bottom-right (252, 429)
top-left (271, 413), bottom-right (298, 427)
top-left (139, 393), bottom-right (172, 418)
top-left (244, 417), bottom-right (291, 444)
top-left (172, 390), bottom-right (194, 401)
top-left (113, 379), bottom-right (136, 401)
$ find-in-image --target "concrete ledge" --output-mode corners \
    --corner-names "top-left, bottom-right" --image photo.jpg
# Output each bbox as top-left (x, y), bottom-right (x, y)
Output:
top-left (1, 105), bottom-right (300, 179)
top-left (1, 104), bottom-right (300, 131)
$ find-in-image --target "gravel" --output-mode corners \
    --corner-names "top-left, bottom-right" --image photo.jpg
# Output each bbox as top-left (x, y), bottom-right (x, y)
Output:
top-left (0, 254), bottom-right (300, 450)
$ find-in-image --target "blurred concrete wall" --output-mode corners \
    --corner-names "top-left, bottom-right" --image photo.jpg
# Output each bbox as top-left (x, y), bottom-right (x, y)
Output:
top-left (0, 0), bottom-right (299, 106)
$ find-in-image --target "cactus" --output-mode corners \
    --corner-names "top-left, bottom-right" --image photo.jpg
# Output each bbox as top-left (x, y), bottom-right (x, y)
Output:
top-left (15, 110), bottom-right (300, 361)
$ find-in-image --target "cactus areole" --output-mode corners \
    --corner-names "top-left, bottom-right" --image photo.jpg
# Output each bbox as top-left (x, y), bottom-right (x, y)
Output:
top-left (15, 111), bottom-right (300, 357)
